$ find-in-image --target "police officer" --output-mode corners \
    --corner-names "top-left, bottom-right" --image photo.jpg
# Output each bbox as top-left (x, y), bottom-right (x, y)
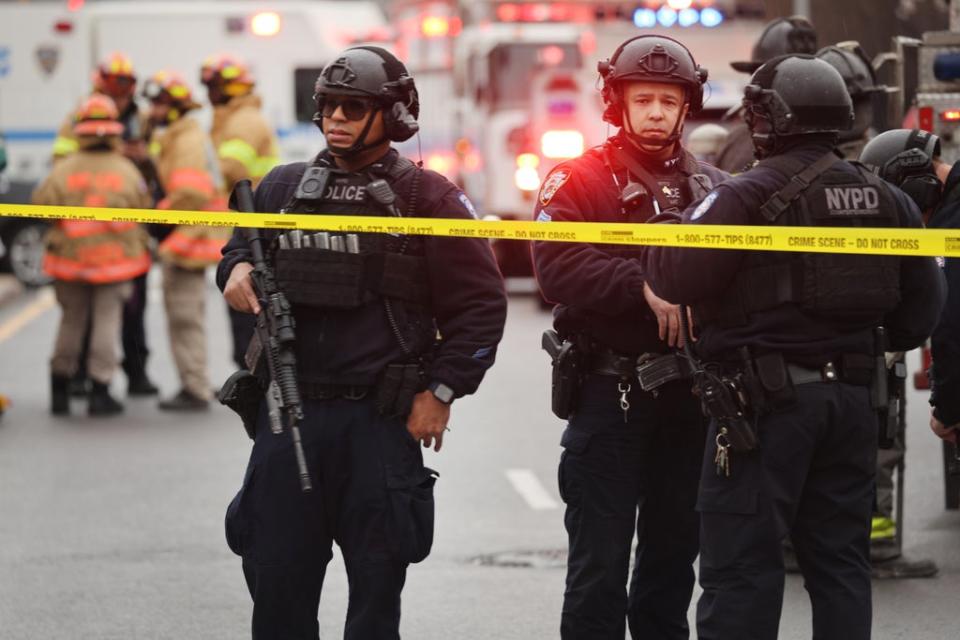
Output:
top-left (643, 56), bottom-right (944, 639)
top-left (715, 16), bottom-right (818, 174)
top-left (860, 130), bottom-right (960, 483)
top-left (532, 35), bottom-right (726, 639)
top-left (218, 46), bottom-right (507, 639)
top-left (818, 42), bottom-right (890, 159)
top-left (858, 129), bottom-right (944, 576)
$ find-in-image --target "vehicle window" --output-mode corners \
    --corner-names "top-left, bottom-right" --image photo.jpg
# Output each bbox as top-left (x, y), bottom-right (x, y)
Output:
top-left (489, 43), bottom-right (581, 109)
top-left (294, 67), bottom-right (325, 123)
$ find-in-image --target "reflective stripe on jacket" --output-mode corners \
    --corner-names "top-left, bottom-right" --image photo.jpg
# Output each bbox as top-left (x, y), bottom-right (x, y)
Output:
top-left (33, 147), bottom-right (151, 284)
top-left (210, 93), bottom-right (279, 190)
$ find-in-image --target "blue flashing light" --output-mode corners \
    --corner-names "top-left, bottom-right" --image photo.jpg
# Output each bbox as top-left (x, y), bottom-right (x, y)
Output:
top-left (657, 7), bottom-right (678, 27)
top-left (678, 8), bottom-right (699, 27)
top-left (700, 7), bottom-right (724, 28)
top-left (633, 8), bottom-right (657, 29)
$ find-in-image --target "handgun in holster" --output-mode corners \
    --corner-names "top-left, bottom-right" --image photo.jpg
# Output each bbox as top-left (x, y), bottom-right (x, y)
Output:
top-left (542, 330), bottom-right (581, 420)
top-left (697, 369), bottom-right (759, 452)
top-left (377, 363), bottom-right (424, 417)
top-left (218, 369), bottom-right (266, 440)
top-left (871, 327), bottom-right (896, 450)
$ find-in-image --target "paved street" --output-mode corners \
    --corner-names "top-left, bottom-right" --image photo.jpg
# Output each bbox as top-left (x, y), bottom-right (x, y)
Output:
top-left (0, 273), bottom-right (958, 639)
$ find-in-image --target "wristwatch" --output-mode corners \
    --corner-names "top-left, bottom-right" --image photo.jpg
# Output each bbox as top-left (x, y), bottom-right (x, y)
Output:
top-left (428, 381), bottom-right (455, 405)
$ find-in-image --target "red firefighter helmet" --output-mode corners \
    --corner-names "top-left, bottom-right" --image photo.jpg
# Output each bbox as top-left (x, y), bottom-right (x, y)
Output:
top-left (142, 70), bottom-right (201, 110)
top-left (73, 93), bottom-right (124, 137)
top-left (200, 53), bottom-right (255, 97)
top-left (91, 52), bottom-right (137, 99)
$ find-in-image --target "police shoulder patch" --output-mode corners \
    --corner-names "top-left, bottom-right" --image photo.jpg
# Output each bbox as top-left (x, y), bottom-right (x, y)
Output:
top-left (690, 190), bottom-right (719, 221)
top-left (458, 192), bottom-right (478, 219)
top-left (539, 169), bottom-right (571, 206)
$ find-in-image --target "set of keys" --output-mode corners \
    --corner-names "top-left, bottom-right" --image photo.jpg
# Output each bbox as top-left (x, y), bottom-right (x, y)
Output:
top-left (714, 426), bottom-right (731, 477)
top-left (277, 230), bottom-right (360, 253)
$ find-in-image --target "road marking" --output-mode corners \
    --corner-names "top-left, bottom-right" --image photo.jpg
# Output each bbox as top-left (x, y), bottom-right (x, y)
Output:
top-left (0, 288), bottom-right (55, 344)
top-left (505, 468), bottom-right (559, 511)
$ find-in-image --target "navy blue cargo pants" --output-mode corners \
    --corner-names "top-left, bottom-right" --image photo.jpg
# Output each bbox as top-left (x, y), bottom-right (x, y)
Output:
top-left (696, 382), bottom-right (876, 640)
top-left (559, 374), bottom-right (707, 639)
top-left (225, 396), bottom-right (437, 640)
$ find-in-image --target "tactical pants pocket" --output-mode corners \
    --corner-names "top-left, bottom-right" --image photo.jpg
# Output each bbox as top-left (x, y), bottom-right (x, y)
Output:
top-left (557, 428), bottom-right (592, 505)
top-left (225, 464), bottom-right (256, 557)
top-left (385, 464), bottom-right (438, 564)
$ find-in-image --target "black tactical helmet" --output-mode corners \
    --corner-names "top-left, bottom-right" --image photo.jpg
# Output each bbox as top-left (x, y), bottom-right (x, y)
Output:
top-left (743, 55), bottom-right (853, 157)
top-left (859, 129), bottom-right (942, 211)
top-left (816, 43), bottom-right (884, 99)
top-left (313, 46), bottom-right (420, 151)
top-left (598, 34), bottom-right (708, 124)
top-left (731, 16), bottom-right (818, 74)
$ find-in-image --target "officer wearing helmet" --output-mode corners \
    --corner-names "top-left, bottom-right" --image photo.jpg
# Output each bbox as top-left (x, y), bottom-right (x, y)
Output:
top-left (855, 129), bottom-right (945, 576)
top-left (218, 46), bottom-right (506, 639)
top-left (715, 16), bottom-right (819, 174)
top-left (861, 130), bottom-right (960, 482)
top-left (817, 42), bottom-right (891, 159)
top-left (643, 57), bottom-right (944, 638)
top-left (531, 35), bottom-right (726, 639)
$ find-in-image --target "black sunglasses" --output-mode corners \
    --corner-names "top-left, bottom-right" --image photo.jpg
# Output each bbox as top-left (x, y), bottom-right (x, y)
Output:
top-left (319, 96), bottom-right (375, 121)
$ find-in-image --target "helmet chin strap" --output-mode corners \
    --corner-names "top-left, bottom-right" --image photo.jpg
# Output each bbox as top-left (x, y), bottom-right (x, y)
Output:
top-left (321, 106), bottom-right (389, 158)
top-left (622, 106), bottom-right (683, 154)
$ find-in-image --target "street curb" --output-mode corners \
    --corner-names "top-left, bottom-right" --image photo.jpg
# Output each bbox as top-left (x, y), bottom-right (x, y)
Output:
top-left (0, 275), bottom-right (24, 308)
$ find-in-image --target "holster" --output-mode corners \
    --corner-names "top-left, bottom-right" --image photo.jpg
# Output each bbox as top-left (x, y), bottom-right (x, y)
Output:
top-left (542, 330), bottom-right (580, 420)
top-left (872, 328), bottom-right (895, 449)
top-left (376, 363), bottom-right (424, 418)
top-left (697, 371), bottom-right (759, 452)
top-left (218, 369), bottom-right (265, 440)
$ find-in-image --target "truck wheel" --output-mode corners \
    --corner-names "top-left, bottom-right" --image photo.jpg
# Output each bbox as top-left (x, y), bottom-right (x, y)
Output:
top-left (0, 221), bottom-right (51, 287)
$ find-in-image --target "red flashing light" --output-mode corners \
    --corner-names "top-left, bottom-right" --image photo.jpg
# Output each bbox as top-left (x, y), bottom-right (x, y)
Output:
top-left (919, 106), bottom-right (935, 132)
top-left (540, 45), bottom-right (566, 66)
top-left (67, 0), bottom-right (85, 11)
top-left (498, 3), bottom-right (520, 22)
top-left (54, 20), bottom-right (74, 33)
top-left (941, 109), bottom-right (960, 122)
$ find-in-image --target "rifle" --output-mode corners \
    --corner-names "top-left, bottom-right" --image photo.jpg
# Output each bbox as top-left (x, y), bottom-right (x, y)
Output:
top-left (233, 179), bottom-right (312, 492)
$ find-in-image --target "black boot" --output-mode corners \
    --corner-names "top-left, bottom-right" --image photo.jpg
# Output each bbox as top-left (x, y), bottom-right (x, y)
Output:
top-left (88, 381), bottom-right (124, 417)
top-left (68, 371), bottom-right (90, 397)
top-left (51, 374), bottom-right (70, 416)
top-left (127, 372), bottom-right (159, 397)
top-left (158, 389), bottom-right (209, 412)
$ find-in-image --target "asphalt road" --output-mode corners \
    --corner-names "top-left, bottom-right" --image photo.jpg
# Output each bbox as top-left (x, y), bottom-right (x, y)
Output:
top-left (0, 274), bottom-right (957, 639)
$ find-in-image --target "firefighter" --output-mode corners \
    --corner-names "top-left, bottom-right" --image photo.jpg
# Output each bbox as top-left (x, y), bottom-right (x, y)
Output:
top-left (52, 51), bottom-right (161, 398)
top-left (715, 16), bottom-right (819, 174)
top-left (200, 53), bottom-right (279, 370)
top-left (34, 94), bottom-right (152, 417)
top-left (143, 71), bottom-right (230, 411)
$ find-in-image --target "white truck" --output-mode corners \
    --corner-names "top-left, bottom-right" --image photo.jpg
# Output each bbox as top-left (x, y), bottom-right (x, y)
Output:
top-left (0, 0), bottom-right (388, 284)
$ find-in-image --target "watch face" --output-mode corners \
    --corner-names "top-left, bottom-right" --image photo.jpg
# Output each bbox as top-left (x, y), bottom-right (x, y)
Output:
top-left (432, 383), bottom-right (454, 404)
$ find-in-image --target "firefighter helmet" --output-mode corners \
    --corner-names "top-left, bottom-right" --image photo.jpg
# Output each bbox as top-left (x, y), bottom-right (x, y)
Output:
top-left (92, 52), bottom-right (137, 99)
top-left (73, 93), bottom-right (124, 137)
top-left (200, 53), bottom-right (255, 99)
top-left (142, 70), bottom-right (201, 111)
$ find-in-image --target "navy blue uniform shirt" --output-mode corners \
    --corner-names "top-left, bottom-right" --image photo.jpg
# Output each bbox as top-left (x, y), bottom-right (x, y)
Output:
top-left (532, 135), bottom-right (727, 354)
top-left (929, 162), bottom-right (960, 425)
top-left (643, 141), bottom-right (945, 363)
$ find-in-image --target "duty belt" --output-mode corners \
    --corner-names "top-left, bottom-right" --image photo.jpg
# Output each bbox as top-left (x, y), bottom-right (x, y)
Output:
top-left (299, 382), bottom-right (370, 401)
top-left (583, 350), bottom-right (695, 391)
top-left (786, 360), bottom-right (872, 386)
top-left (583, 351), bottom-right (640, 378)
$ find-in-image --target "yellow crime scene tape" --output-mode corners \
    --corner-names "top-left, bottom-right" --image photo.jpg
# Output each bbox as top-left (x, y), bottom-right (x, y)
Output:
top-left (2, 202), bottom-right (960, 258)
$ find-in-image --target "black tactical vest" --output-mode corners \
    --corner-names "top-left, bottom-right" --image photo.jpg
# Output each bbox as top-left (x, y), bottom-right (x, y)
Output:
top-left (271, 153), bottom-right (436, 358)
top-left (697, 151), bottom-right (902, 328)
